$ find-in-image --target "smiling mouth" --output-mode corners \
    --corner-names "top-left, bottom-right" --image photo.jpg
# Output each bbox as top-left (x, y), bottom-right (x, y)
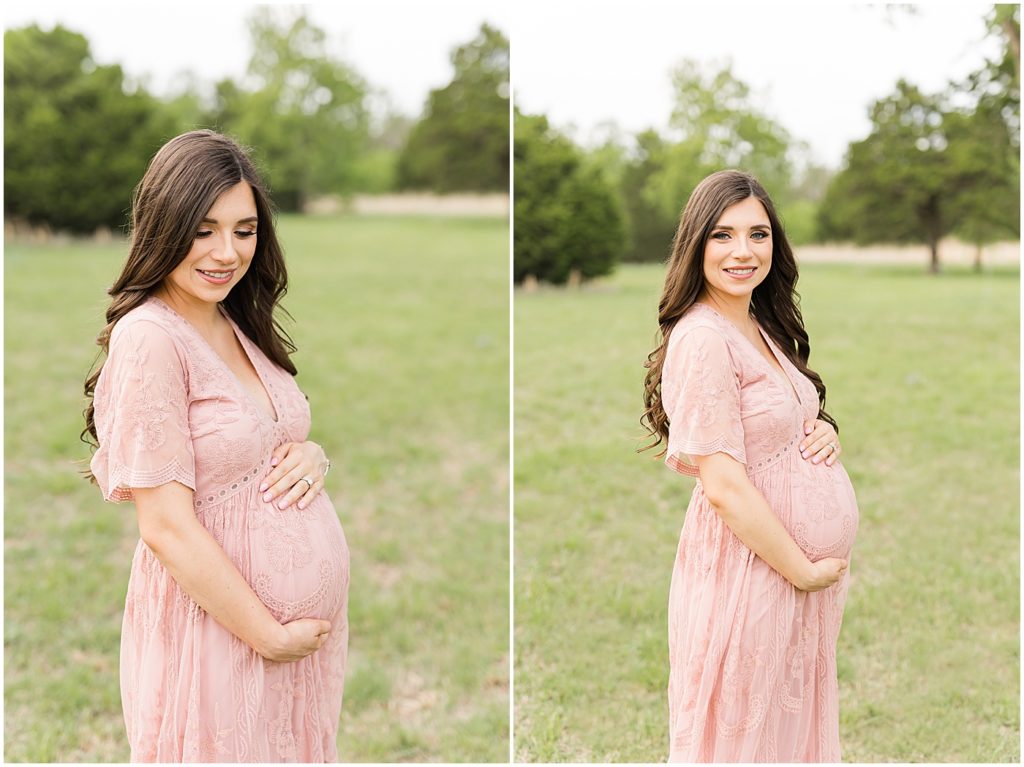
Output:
top-left (724, 267), bottom-right (756, 275)
top-left (198, 269), bottom-right (234, 279)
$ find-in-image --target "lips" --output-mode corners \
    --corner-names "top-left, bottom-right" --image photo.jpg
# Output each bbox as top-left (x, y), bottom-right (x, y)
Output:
top-left (723, 266), bottom-right (756, 279)
top-left (197, 269), bottom-right (235, 285)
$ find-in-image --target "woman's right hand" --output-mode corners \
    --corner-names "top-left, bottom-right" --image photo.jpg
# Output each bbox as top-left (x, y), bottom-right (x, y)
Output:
top-left (796, 557), bottom-right (848, 592)
top-left (259, 618), bottom-right (332, 662)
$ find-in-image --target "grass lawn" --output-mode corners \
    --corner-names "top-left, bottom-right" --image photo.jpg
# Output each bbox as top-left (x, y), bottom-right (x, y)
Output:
top-left (513, 261), bottom-right (1019, 762)
top-left (4, 214), bottom-right (509, 762)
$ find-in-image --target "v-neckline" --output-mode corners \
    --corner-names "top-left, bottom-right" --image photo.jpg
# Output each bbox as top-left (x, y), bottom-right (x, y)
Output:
top-left (693, 302), bottom-right (801, 405)
top-left (150, 296), bottom-right (280, 424)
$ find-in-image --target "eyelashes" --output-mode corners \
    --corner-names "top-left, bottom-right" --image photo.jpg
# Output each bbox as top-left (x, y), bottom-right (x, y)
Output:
top-left (195, 230), bottom-right (257, 240)
top-left (710, 230), bottom-right (770, 241)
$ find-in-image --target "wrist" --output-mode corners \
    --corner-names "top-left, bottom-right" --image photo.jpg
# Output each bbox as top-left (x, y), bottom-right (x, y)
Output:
top-left (252, 619), bottom-right (286, 658)
top-left (789, 558), bottom-right (814, 590)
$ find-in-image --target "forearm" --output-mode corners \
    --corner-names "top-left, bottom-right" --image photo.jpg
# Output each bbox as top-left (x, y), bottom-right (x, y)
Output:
top-left (135, 486), bottom-right (283, 656)
top-left (707, 482), bottom-right (812, 589)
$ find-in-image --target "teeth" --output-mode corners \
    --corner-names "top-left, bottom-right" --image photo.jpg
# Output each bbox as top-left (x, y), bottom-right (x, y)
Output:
top-left (200, 270), bottom-right (231, 278)
top-left (725, 267), bottom-right (755, 274)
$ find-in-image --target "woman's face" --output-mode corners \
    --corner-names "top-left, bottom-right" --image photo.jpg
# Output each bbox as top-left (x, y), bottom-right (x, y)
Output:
top-left (701, 196), bottom-right (772, 304)
top-left (160, 181), bottom-right (258, 310)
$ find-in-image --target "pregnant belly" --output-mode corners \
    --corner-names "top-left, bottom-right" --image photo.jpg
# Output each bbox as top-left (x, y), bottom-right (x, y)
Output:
top-left (247, 494), bottom-right (349, 623)
top-left (788, 457), bottom-right (859, 560)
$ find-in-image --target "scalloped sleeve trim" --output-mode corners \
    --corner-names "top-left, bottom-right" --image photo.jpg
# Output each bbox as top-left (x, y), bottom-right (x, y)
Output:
top-left (94, 457), bottom-right (197, 504)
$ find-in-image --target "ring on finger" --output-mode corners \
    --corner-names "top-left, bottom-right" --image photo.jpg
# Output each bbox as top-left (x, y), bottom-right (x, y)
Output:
top-left (297, 476), bottom-right (314, 491)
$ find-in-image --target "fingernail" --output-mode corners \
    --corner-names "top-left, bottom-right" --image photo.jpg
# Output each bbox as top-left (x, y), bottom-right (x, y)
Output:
top-left (801, 451), bottom-right (808, 458)
top-left (271, 458), bottom-right (279, 466)
top-left (298, 502), bottom-right (305, 510)
top-left (812, 457), bottom-right (820, 464)
top-left (263, 493), bottom-right (271, 502)
top-left (259, 483), bottom-right (268, 492)
top-left (278, 501), bottom-right (286, 509)
top-left (805, 425), bottom-right (812, 434)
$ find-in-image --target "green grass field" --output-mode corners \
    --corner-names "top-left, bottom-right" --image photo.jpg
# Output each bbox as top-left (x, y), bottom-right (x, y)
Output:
top-left (514, 262), bottom-right (1019, 762)
top-left (4, 214), bottom-right (509, 762)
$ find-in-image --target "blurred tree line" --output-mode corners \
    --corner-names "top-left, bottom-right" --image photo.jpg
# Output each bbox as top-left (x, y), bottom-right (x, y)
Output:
top-left (515, 5), bottom-right (1019, 283)
top-left (4, 9), bottom-right (509, 234)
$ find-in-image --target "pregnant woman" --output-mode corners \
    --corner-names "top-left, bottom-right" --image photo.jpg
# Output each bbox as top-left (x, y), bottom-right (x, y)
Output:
top-left (641, 170), bottom-right (858, 762)
top-left (83, 130), bottom-right (349, 761)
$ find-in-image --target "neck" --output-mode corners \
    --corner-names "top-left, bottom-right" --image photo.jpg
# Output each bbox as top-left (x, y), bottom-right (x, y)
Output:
top-left (152, 285), bottom-right (223, 336)
top-left (698, 288), bottom-right (755, 332)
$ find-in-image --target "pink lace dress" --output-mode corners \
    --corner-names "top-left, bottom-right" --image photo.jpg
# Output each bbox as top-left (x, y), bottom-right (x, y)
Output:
top-left (661, 303), bottom-right (858, 762)
top-left (90, 297), bottom-right (349, 762)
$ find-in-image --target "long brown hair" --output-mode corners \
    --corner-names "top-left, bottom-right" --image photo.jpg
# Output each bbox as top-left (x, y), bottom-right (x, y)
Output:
top-left (82, 130), bottom-right (296, 470)
top-left (640, 169), bottom-right (837, 455)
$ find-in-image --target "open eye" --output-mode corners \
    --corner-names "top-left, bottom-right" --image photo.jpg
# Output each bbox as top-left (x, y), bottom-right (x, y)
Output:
top-left (751, 230), bottom-right (770, 241)
top-left (710, 231), bottom-right (730, 241)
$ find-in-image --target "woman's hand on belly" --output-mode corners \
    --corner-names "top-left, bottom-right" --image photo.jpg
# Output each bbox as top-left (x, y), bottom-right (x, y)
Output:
top-left (260, 440), bottom-right (331, 510)
top-left (260, 617), bottom-right (333, 663)
top-left (794, 557), bottom-right (848, 592)
top-left (800, 418), bottom-right (842, 466)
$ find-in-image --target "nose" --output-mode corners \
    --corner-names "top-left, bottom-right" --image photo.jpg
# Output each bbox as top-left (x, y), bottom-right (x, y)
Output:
top-left (209, 232), bottom-right (237, 264)
top-left (733, 235), bottom-right (753, 259)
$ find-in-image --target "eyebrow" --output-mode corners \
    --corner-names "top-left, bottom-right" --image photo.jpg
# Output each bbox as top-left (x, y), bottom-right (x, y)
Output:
top-left (711, 224), bottom-right (771, 230)
top-left (201, 216), bottom-right (258, 224)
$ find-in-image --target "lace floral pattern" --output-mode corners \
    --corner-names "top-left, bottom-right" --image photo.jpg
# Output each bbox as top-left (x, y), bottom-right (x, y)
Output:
top-left (664, 303), bottom-right (859, 762)
top-left (91, 298), bottom-right (348, 762)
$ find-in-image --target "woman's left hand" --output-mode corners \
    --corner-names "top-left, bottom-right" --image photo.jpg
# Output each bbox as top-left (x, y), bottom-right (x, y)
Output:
top-left (799, 419), bottom-right (842, 466)
top-left (260, 441), bottom-right (330, 510)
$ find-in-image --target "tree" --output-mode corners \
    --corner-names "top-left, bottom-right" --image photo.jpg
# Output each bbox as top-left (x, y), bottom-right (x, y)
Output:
top-left (4, 24), bottom-right (174, 233)
top-left (818, 81), bottom-right (960, 272)
top-left (645, 60), bottom-right (796, 222)
top-left (205, 8), bottom-right (370, 210)
top-left (396, 24), bottom-right (510, 192)
top-left (821, 69), bottom-right (1019, 273)
top-left (952, 5), bottom-right (1021, 268)
top-left (514, 111), bottom-right (625, 284)
top-left (617, 129), bottom-right (678, 262)
top-left (609, 60), bottom-right (797, 263)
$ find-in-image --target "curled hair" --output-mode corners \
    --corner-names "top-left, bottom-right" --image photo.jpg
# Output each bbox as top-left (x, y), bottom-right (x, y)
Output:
top-left (640, 169), bottom-right (837, 455)
top-left (82, 130), bottom-right (296, 478)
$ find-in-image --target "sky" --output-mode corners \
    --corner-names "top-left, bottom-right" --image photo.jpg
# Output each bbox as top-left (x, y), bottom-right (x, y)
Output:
top-left (513, 3), bottom-right (999, 168)
top-left (4, 3), bottom-right (1003, 170)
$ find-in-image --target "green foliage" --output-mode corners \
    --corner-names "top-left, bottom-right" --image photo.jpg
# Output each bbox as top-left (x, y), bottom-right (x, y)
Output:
top-left (648, 60), bottom-right (795, 217)
top-left (204, 8), bottom-right (371, 210)
top-left (3, 24), bottom-right (175, 233)
top-left (617, 129), bottom-right (678, 263)
top-left (515, 262), bottom-right (1019, 762)
top-left (513, 112), bottom-right (626, 284)
top-left (586, 61), bottom-right (800, 263)
top-left (5, 215), bottom-right (509, 761)
top-left (819, 79), bottom-right (1019, 272)
top-left (396, 24), bottom-right (509, 193)
top-left (820, 9), bottom-right (1021, 272)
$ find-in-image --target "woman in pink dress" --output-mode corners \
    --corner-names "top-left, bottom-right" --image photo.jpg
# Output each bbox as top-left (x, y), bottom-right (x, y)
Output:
top-left (83, 130), bottom-right (349, 762)
top-left (641, 170), bottom-right (858, 762)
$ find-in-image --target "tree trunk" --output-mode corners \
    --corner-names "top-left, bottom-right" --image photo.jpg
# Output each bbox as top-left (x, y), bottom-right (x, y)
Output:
top-left (923, 195), bottom-right (941, 274)
top-left (928, 237), bottom-right (940, 274)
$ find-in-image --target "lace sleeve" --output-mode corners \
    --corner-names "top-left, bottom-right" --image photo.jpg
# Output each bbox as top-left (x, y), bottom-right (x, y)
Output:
top-left (662, 325), bottom-right (746, 476)
top-left (90, 319), bottom-right (196, 502)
